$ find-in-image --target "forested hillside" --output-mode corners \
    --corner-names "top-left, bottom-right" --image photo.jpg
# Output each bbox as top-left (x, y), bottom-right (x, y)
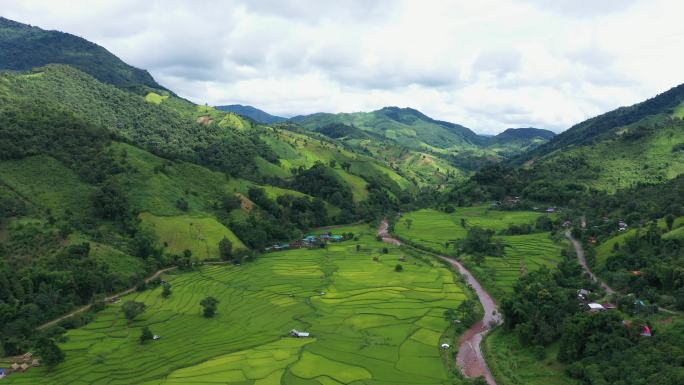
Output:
top-left (0, 17), bottom-right (162, 90)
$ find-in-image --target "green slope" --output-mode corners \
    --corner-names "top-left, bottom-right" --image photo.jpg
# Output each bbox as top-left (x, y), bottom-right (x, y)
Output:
top-left (0, 17), bottom-right (162, 90)
top-left (292, 106), bottom-right (481, 151)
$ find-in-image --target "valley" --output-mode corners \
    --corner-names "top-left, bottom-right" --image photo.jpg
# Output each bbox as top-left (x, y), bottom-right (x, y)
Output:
top-left (1, 10), bottom-right (684, 385)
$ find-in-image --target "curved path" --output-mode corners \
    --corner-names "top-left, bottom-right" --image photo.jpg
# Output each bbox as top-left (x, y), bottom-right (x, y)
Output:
top-left (36, 261), bottom-right (234, 331)
top-left (378, 220), bottom-right (500, 385)
top-left (565, 230), bottom-right (614, 294)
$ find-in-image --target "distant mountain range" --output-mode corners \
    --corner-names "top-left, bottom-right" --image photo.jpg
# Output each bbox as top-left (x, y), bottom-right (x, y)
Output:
top-left (216, 104), bottom-right (286, 124)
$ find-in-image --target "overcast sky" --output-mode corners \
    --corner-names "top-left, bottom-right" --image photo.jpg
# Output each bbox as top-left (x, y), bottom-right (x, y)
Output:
top-left (3, 0), bottom-right (684, 134)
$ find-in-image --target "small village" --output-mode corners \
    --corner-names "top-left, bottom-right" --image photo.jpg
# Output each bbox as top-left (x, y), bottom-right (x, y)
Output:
top-left (0, 353), bottom-right (40, 380)
top-left (264, 231), bottom-right (353, 252)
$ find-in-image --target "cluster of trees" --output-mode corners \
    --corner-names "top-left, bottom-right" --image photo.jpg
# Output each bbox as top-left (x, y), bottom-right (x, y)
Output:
top-left (458, 227), bottom-right (505, 262)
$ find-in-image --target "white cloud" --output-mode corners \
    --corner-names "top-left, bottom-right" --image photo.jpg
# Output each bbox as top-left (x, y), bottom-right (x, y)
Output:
top-left (2, 0), bottom-right (684, 134)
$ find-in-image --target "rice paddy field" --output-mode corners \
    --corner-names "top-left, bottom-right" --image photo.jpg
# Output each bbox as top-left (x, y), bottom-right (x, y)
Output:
top-left (6, 224), bottom-right (467, 385)
top-left (395, 208), bottom-right (563, 299)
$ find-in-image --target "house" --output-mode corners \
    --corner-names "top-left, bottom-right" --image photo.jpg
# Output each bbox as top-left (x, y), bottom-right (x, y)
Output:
top-left (602, 303), bottom-right (617, 310)
top-left (587, 303), bottom-right (605, 312)
top-left (545, 207), bottom-right (556, 213)
top-left (273, 243), bottom-right (290, 250)
top-left (330, 235), bottom-right (344, 242)
top-left (21, 353), bottom-right (32, 361)
top-left (577, 289), bottom-right (590, 300)
top-left (631, 270), bottom-right (642, 276)
top-left (320, 233), bottom-right (331, 241)
top-left (19, 364), bottom-right (28, 372)
top-left (302, 235), bottom-right (318, 244)
top-left (0, 368), bottom-right (6, 379)
top-left (31, 359), bottom-right (40, 367)
top-left (562, 220), bottom-right (572, 228)
top-left (618, 221), bottom-right (628, 231)
top-left (10, 363), bottom-right (19, 372)
top-left (588, 236), bottom-right (598, 245)
top-left (290, 329), bottom-right (310, 338)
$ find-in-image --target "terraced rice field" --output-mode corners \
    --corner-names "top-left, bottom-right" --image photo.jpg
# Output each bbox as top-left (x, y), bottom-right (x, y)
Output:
top-left (7, 225), bottom-right (466, 385)
top-left (395, 207), bottom-right (545, 253)
top-left (396, 208), bottom-right (563, 299)
top-left (467, 233), bottom-right (563, 298)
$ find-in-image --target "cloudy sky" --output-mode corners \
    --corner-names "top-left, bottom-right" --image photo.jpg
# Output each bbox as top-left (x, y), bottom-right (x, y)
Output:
top-left (3, 0), bottom-right (684, 134)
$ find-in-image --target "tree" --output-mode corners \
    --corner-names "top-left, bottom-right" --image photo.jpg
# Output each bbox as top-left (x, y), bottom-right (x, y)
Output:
top-left (665, 214), bottom-right (675, 231)
top-left (37, 337), bottom-right (64, 370)
top-left (162, 283), bottom-right (172, 298)
top-left (219, 237), bottom-right (233, 260)
top-left (200, 296), bottom-right (219, 317)
top-left (139, 326), bottom-right (153, 344)
top-left (395, 264), bottom-right (403, 272)
top-left (93, 179), bottom-right (129, 220)
top-left (122, 300), bottom-right (146, 321)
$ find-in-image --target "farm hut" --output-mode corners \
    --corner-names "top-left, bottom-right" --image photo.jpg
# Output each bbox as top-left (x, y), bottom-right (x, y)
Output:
top-left (290, 329), bottom-right (310, 338)
top-left (562, 221), bottom-right (572, 228)
top-left (399, 256), bottom-right (407, 262)
top-left (440, 343), bottom-right (450, 349)
top-left (31, 359), bottom-right (40, 367)
top-left (587, 303), bottom-right (605, 312)
top-left (0, 368), bottom-right (6, 379)
top-left (10, 363), bottom-right (19, 372)
top-left (153, 335), bottom-right (160, 340)
top-left (588, 236), bottom-right (598, 245)
top-left (19, 364), bottom-right (28, 372)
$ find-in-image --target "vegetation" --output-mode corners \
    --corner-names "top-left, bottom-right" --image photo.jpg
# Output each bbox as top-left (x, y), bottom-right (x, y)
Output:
top-left (4, 225), bottom-right (469, 384)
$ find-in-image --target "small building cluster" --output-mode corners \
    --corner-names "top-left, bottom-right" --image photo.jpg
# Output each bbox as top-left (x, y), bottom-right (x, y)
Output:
top-left (0, 352), bottom-right (40, 379)
top-left (266, 232), bottom-right (350, 252)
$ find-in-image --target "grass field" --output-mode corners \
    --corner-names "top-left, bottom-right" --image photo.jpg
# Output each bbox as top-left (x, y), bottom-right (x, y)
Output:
top-left (395, 207), bottom-right (543, 253)
top-left (484, 328), bottom-right (578, 385)
top-left (0, 155), bottom-right (95, 217)
top-left (395, 208), bottom-right (563, 299)
top-left (140, 213), bottom-right (246, 259)
top-left (6, 224), bottom-right (467, 385)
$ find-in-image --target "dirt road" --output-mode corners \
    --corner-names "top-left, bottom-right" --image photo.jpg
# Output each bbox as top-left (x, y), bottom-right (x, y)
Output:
top-left (565, 230), bottom-right (615, 294)
top-left (378, 220), bottom-right (499, 385)
top-left (37, 261), bottom-right (235, 331)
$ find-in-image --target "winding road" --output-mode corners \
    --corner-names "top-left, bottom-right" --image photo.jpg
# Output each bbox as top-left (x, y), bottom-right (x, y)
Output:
top-left (565, 230), bottom-right (615, 294)
top-left (378, 220), bottom-right (500, 385)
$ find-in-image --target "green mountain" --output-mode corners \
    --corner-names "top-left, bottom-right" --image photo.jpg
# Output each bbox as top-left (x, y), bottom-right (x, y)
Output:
top-left (0, 17), bottom-right (163, 90)
top-left (517, 85), bottom-right (684, 191)
top-left (216, 104), bottom-right (286, 124)
top-left (291, 106), bottom-right (482, 151)
top-left (484, 127), bottom-right (556, 157)
top-left (521, 83), bottom-right (684, 161)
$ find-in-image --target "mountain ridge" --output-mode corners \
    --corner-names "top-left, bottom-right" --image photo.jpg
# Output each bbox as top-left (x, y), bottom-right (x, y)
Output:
top-left (0, 16), bottom-right (164, 90)
top-left (216, 104), bottom-right (286, 124)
